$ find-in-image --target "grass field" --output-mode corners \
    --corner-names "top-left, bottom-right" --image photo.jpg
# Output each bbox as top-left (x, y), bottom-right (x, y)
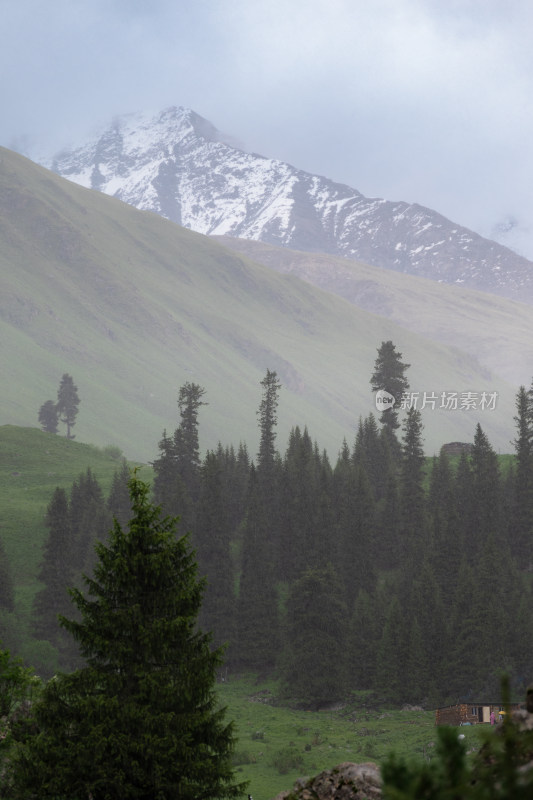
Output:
top-left (216, 674), bottom-right (484, 800)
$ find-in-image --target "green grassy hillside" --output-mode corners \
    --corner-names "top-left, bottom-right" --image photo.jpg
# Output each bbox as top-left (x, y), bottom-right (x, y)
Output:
top-left (0, 147), bottom-right (519, 460)
top-left (0, 425), bottom-right (146, 612)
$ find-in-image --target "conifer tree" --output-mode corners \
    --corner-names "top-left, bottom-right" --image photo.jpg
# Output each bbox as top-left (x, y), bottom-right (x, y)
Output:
top-left (332, 440), bottom-right (355, 575)
top-left (14, 473), bottom-right (245, 800)
top-left (446, 557), bottom-right (481, 698)
top-left (339, 464), bottom-right (376, 605)
top-left (348, 588), bottom-right (379, 689)
top-left (428, 451), bottom-right (461, 601)
top-left (279, 426), bottom-right (323, 579)
top-left (470, 532), bottom-right (518, 696)
top-left (0, 537), bottom-right (14, 612)
top-left (195, 451), bottom-right (236, 654)
top-left (38, 399), bottom-right (59, 434)
top-left (454, 449), bottom-right (475, 559)
top-left (405, 616), bottom-right (427, 702)
top-left (376, 463), bottom-right (401, 571)
top-left (32, 488), bottom-right (73, 648)
top-left (404, 559), bottom-right (447, 701)
top-left (255, 370), bottom-right (283, 568)
top-left (152, 429), bottom-right (191, 520)
top-left (214, 442), bottom-right (250, 536)
top-left (281, 565), bottom-right (348, 708)
top-left (174, 382), bottom-right (206, 505)
top-left (56, 373), bottom-right (80, 439)
top-left (510, 384), bottom-right (533, 566)
top-left (370, 340), bottom-right (410, 432)
top-left (315, 446), bottom-right (335, 568)
top-left (107, 459), bottom-right (133, 528)
top-left (353, 413), bottom-right (387, 497)
top-left (513, 590), bottom-right (533, 683)
top-left (152, 383), bottom-right (206, 526)
top-left (468, 424), bottom-right (501, 559)
top-left (375, 594), bottom-right (409, 702)
top-left (69, 469), bottom-right (111, 582)
top-left (257, 369), bottom-right (281, 474)
top-left (236, 466), bottom-right (279, 668)
top-left (399, 406), bottom-right (427, 560)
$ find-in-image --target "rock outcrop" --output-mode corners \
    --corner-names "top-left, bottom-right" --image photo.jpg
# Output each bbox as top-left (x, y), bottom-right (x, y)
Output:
top-left (270, 761), bottom-right (382, 800)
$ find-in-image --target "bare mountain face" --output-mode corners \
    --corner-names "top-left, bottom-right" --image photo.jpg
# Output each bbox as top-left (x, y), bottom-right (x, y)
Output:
top-left (43, 106), bottom-right (533, 302)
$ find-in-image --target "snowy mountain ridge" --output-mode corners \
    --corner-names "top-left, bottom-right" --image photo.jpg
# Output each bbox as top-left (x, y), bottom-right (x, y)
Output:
top-left (42, 106), bottom-right (533, 302)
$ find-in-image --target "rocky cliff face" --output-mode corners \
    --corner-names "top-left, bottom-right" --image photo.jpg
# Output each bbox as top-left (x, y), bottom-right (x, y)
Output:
top-left (42, 106), bottom-right (533, 302)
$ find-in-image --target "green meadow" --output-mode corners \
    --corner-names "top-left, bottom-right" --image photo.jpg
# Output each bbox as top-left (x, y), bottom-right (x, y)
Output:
top-left (216, 674), bottom-right (484, 800)
top-left (0, 426), bottom-right (147, 625)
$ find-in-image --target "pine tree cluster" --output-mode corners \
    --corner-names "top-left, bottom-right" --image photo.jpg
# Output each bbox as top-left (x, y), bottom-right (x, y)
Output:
top-left (28, 366), bottom-right (533, 708)
top-left (146, 370), bottom-right (533, 708)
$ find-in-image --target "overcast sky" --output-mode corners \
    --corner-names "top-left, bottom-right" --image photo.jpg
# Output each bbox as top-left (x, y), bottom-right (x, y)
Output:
top-left (2, 0), bottom-right (533, 256)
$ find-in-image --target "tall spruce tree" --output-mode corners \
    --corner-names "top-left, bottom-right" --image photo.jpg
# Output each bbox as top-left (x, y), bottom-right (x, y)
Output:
top-left (213, 442), bottom-right (250, 537)
top-left (376, 460), bottom-right (401, 570)
top-left (32, 488), bottom-right (73, 649)
top-left (107, 459), bottom-right (133, 528)
top-left (339, 464), bottom-right (376, 605)
top-left (257, 369), bottom-right (281, 474)
top-left (69, 469), bottom-right (111, 582)
top-left (13, 473), bottom-right (246, 800)
top-left (370, 340), bottom-right (410, 432)
top-left (511, 384), bottom-right (533, 567)
top-left (195, 451), bottom-right (236, 655)
top-left (174, 382), bottom-right (206, 505)
top-left (255, 369), bottom-right (283, 569)
top-left (353, 413), bottom-right (386, 498)
top-left (428, 451), bottom-right (461, 602)
top-left (56, 373), bottom-right (80, 439)
top-left (236, 466), bottom-right (279, 669)
top-left (399, 406), bottom-right (427, 561)
top-left (468, 424), bottom-right (501, 560)
top-left (279, 426), bottom-right (323, 579)
top-left (152, 429), bottom-right (188, 518)
top-left (316, 446), bottom-right (335, 569)
top-left (152, 383), bottom-right (206, 526)
top-left (454, 450), bottom-right (475, 560)
top-left (280, 565), bottom-right (348, 708)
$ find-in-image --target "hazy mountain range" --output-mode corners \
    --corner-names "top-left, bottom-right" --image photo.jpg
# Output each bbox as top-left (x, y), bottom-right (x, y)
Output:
top-left (41, 106), bottom-right (533, 303)
top-left (0, 146), bottom-right (529, 460)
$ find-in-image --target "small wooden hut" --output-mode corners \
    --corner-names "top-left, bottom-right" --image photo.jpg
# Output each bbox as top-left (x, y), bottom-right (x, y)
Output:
top-left (435, 702), bottom-right (522, 726)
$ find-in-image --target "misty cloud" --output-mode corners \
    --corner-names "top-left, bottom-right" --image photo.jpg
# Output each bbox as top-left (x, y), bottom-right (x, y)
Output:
top-left (2, 0), bottom-right (533, 255)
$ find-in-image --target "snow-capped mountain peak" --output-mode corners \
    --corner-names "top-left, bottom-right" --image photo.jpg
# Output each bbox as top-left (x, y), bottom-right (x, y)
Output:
top-left (41, 106), bottom-right (533, 302)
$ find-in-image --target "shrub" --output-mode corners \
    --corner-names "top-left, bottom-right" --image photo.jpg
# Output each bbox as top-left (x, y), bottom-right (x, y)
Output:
top-left (232, 751), bottom-right (256, 766)
top-left (270, 746), bottom-right (304, 775)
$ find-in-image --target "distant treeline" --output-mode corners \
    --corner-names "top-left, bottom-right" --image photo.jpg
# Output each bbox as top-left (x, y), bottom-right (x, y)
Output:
top-left (8, 348), bottom-right (533, 707)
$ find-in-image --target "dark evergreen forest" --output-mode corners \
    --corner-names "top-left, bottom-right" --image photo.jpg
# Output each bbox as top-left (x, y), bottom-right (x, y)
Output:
top-left (25, 353), bottom-right (533, 708)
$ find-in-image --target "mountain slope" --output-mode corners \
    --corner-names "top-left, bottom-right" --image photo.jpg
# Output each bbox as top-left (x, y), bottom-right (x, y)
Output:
top-left (214, 235), bottom-right (533, 388)
top-left (0, 147), bottom-right (519, 459)
top-left (42, 106), bottom-right (533, 302)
